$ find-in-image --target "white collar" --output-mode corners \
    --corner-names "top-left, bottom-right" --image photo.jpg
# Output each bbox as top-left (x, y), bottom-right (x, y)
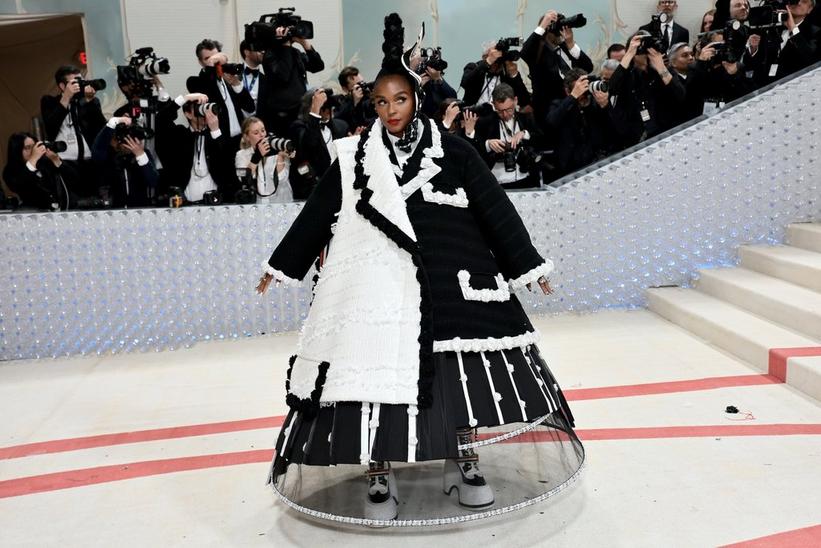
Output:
top-left (385, 118), bottom-right (423, 159)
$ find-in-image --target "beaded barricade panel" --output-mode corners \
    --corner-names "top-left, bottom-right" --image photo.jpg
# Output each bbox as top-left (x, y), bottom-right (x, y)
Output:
top-left (2, 69), bottom-right (820, 360)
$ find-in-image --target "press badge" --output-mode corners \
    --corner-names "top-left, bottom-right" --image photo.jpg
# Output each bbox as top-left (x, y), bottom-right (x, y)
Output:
top-left (769, 64), bottom-right (778, 77)
top-left (640, 109), bottom-right (651, 122)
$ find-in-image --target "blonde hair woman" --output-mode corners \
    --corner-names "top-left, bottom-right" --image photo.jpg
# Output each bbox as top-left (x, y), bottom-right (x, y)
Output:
top-left (235, 116), bottom-right (293, 203)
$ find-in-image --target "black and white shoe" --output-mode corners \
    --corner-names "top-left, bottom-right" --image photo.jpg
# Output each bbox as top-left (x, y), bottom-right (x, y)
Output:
top-left (442, 457), bottom-right (495, 509)
top-left (364, 462), bottom-right (399, 523)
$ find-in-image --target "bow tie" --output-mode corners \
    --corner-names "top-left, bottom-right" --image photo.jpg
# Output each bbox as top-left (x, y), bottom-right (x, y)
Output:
top-left (244, 67), bottom-right (259, 76)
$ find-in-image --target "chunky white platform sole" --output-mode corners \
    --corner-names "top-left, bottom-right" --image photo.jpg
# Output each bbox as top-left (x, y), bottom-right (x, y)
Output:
top-left (364, 468), bottom-right (399, 523)
top-left (442, 459), bottom-right (495, 509)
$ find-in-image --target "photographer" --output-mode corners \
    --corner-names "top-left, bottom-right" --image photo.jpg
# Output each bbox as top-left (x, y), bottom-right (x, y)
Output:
top-left (3, 133), bottom-right (79, 211)
top-left (40, 65), bottom-right (106, 197)
top-left (92, 116), bottom-right (159, 208)
top-left (187, 39), bottom-right (255, 147)
top-left (473, 83), bottom-right (544, 189)
top-left (606, 34), bottom-right (683, 145)
top-left (438, 98), bottom-right (479, 140)
top-left (240, 40), bottom-right (265, 115)
top-left (420, 63), bottom-right (458, 118)
top-left (334, 66), bottom-right (376, 132)
top-left (289, 88), bottom-right (348, 200)
top-left (155, 93), bottom-right (236, 204)
top-left (691, 35), bottom-right (752, 115)
top-left (772, 0), bottom-right (819, 80)
top-left (521, 11), bottom-right (594, 123)
top-left (257, 24), bottom-right (325, 140)
top-left (546, 69), bottom-right (620, 178)
top-left (235, 116), bottom-right (293, 204)
top-left (640, 1), bottom-right (690, 53)
top-left (461, 42), bottom-right (532, 111)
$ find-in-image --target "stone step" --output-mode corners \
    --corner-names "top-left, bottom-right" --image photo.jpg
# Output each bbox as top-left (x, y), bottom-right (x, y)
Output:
top-left (696, 267), bottom-right (821, 340)
top-left (646, 288), bottom-right (819, 397)
top-left (739, 245), bottom-right (821, 293)
top-left (787, 222), bottom-right (821, 254)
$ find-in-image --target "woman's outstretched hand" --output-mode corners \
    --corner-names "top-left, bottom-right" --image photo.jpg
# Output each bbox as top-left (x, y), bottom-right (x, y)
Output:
top-left (256, 272), bottom-right (277, 294)
top-left (526, 276), bottom-right (554, 295)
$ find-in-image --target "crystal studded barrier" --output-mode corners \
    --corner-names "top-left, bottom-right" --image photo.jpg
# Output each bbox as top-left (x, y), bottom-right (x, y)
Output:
top-left (2, 69), bottom-right (820, 360)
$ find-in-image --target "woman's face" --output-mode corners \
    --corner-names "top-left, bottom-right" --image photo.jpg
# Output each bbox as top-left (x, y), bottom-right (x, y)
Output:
top-left (702, 13), bottom-right (714, 32)
top-left (21, 137), bottom-right (35, 163)
top-left (372, 75), bottom-right (415, 137)
top-left (245, 121), bottom-right (266, 147)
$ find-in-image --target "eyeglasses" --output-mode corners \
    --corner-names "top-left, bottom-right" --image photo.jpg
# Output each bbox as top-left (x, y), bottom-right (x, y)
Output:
top-left (495, 106), bottom-right (516, 115)
top-left (659, 0), bottom-right (677, 4)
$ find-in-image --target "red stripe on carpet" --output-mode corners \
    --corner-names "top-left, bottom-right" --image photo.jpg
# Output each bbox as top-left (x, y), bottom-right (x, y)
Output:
top-left (768, 347), bottom-right (821, 381)
top-left (0, 374), bottom-right (788, 461)
top-left (721, 523), bottom-right (821, 547)
top-left (0, 416), bottom-right (284, 461)
top-left (0, 449), bottom-right (274, 499)
top-left (3, 423), bottom-right (821, 499)
top-left (563, 374), bottom-right (781, 401)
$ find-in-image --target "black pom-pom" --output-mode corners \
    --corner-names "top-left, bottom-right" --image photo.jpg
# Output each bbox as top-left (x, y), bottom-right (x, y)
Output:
top-left (381, 12), bottom-right (405, 68)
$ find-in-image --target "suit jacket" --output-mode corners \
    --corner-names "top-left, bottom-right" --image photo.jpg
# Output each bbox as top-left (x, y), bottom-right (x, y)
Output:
top-left (288, 115), bottom-right (348, 200)
top-left (460, 61), bottom-right (532, 107)
top-left (186, 71), bottom-right (255, 138)
top-left (775, 19), bottom-right (820, 80)
top-left (154, 102), bottom-right (235, 200)
top-left (545, 96), bottom-right (621, 177)
top-left (520, 32), bottom-right (594, 118)
top-left (40, 94), bottom-right (106, 158)
top-left (639, 20), bottom-right (690, 51)
top-left (473, 112), bottom-right (544, 169)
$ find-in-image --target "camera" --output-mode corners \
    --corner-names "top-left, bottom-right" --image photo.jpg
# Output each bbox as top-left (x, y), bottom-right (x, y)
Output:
top-left (588, 76), bottom-right (608, 93)
top-left (74, 77), bottom-right (107, 92)
top-left (548, 13), bottom-right (587, 34)
top-left (498, 145), bottom-right (541, 174)
top-left (234, 186), bottom-right (257, 204)
top-left (495, 37), bottom-right (522, 62)
top-left (187, 102), bottom-right (221, 117)
top-left (244, 8), bottom-right (314, 50)
top-left (259, 135), bottom-right (295, 156)
top-left (114, 122), bottom-right (154, 143)
top-left (202, 190), bottom-right (222, 205)
top-left (636, 30), bottom-right (666, 55)
top-left (316, 88), bottom-right (341, 109)
top-left (42, 140), bottom-right (68, 153)
top-left (131, 47), bottom-right (170, 77)
top-left (117, 47), bottom-right (170, 100)
top-left (220, 63), bottom-right (245, 77)
top-left (354, 81), bottom-right (375, 94)
top-left (747, 2), bottom-right (791, 29)
top-left (417, 47), bottom-right (448, 74)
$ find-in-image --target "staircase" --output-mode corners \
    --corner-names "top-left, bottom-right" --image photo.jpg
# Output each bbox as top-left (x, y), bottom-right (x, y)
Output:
top-left (647, 223), bottom-right (821, 402)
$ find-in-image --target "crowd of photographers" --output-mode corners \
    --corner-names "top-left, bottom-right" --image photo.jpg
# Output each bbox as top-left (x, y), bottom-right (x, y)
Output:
top-left (3, 1), bottom-right (819, 211)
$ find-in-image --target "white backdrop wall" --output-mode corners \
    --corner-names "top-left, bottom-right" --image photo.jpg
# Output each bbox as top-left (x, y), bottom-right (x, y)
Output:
top-left (119, 0), bottom-right (713, 103)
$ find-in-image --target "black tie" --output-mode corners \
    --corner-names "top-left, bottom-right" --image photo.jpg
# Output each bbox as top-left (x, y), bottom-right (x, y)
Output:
top-left (663, 24), bottom-right (671, 51)
top-left (244, 67), bottom-right (259, 76)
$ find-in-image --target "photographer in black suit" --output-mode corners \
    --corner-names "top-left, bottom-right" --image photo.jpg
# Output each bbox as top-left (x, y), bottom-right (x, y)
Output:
top-left (186, 39), bottom-right (255, 148)
top-left (154, 93), bottom-right (236, 204)
top-left (472, 84), bottom-right (543, 189)
top-left (773, 0), bottom-right (819, 80)
top-left (546, 69), bottom-right (621, 178)
top-left (256, 26), bottom-right (325, 140)
top-left (289, 89), bottom-right (348, 200)
top-left (3, 133), bottom-right (80, 210)
top-left (640, 0), bottom-right (690, 53)
top-left (521, 11), bottom-right (594, 124)
top-left (92, 116), bottom-right (159, 208)
top-left (40, 65), bottom-right (106, 197)
top-left (334, 66), bottom-right (376, 133)
top-left (461, 43), bottom-right (532, 111)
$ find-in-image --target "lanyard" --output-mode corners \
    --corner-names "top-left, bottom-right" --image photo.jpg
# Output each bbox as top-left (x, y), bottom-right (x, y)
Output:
top-left (243, 71), bottom-right (259, 93)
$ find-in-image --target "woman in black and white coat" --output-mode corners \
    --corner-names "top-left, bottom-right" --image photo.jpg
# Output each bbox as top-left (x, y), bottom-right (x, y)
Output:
top-left (257, 14), bottom-right (583, 527)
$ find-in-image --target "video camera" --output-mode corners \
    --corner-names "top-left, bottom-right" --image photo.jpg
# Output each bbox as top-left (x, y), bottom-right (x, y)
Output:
top-left (495, 37), bottom-right (522, 62)
top-left (244, 8), bottom-right (314, 51)
top-left (417, 47), bottom-right (448, 74)
top-left (548, 13), bottom-right (587, 34)
top-left (747, 0), bottom-right (793, 30)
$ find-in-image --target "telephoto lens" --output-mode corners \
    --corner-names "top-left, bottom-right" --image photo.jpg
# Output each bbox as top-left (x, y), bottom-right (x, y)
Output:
top-left (588, 78), bottom-right (609, 93)
top-left (138, 56), bottom-right (170, 77)
top-left (42, 141), bottom-right (68, 153)
top-left (196, 102), bottom-right (221, 117)
top-left (266, 136), bottom-right (295, 155)
top-left (77, 77), bottom-right (107, 91)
